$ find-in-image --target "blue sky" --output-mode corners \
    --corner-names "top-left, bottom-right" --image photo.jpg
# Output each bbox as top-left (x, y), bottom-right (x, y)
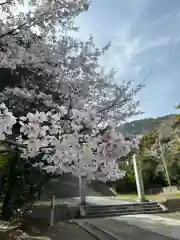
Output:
top-left (73, 0), bottom-right (180, 119)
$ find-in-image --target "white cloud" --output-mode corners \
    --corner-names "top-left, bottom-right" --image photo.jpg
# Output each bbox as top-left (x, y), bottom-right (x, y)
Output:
top-left (140, 35), bottom-right (171, 51)
top-left (133, 65), bottom-right (142, 75)
top-left (177, 11), bottom-right (180, 18)
top-left (101, 22), bottom-right (172, 78)
top-left (100, 23), bottom-right (141, 77)
top-left (174, 35), bottom-right (180, 44)
top-left (149, 13), bottom-right (172, 27)
top-left (155, 56), bottom-right (165, 63)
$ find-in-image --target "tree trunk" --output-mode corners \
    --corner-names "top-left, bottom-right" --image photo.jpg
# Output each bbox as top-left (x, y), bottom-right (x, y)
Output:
top-left (16, 175), bottom-right (50, 219)
top-left (1, 152), bottom-right (19, 219)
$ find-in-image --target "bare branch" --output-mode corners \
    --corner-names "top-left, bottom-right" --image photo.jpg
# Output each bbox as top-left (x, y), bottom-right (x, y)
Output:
top-left (0, 22), bottom-right (28, 39)
top-left (0, 6), bottom-right (57, 39)
top-left (0, 1), bottom-right (11, 6)
top-left (141, 70), bottom-right (152, 85)
top-left (98, 96), bottom-right (128, 114)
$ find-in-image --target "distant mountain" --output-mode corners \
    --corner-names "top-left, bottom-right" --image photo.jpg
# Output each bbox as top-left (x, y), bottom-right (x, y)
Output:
top-left (117, 114), bottom-right (176, 136)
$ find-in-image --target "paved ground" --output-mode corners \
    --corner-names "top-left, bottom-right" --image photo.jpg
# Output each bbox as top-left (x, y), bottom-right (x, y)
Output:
top-left (76, 214), bottom-right (180, 240)
top-left (158, 211), bottom-right (180, 220)
top-left (85, 218), bottom-right (176, 240)
top-left (72, 196), bottom-right (180, 239)
top-left (44, 221), bottom-right (97, 240)
top-left (114, 214), bottom-right (180, 239)
top-left (3, 196), bottom-right (180, 239)
top-left (60, 196), bottom-right (130, 206)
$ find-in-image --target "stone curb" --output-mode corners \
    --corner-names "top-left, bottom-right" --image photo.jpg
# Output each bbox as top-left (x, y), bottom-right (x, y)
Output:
top-left (73, 219), bottom-right (123, 240)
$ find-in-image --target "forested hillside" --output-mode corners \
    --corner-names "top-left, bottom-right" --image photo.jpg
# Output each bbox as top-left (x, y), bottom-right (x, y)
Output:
top-left (118, 114), bottom-right (176, 136)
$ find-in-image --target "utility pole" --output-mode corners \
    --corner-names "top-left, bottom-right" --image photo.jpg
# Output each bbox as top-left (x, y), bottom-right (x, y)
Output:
top-left (158, 138), bottom-right (171, 187)
top-left (157, 120), bottom-right (171, 187)
top-left (133, 154), bottom-right (146, 202)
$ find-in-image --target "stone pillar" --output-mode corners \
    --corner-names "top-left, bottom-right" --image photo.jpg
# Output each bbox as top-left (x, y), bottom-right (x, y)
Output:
top-left (79, 176), bottom-right (87, 205)
top-left (50, 195), bottom-right (55, 227)
top-left (132, 154), bottom-right (146, 202)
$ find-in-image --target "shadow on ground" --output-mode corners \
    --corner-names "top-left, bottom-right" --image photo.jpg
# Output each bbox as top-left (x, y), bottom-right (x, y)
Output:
top-left (0, 216), bottom-right (96, 240)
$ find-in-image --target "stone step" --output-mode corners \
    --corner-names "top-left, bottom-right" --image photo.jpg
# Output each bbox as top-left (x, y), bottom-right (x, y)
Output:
top-left (85, 205), bottom-right (162, 214)
top-left (80, 202), bottom-right (167, 218)
top-left (84, 201), bottom-right (159, 209)
top-left (84, 202), bottom-right (160, 211)
top-left (81, 209), bottom-right (165, 218)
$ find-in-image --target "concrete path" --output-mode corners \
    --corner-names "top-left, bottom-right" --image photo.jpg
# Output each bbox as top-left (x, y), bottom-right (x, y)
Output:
top-left (82, 217), bottom-right (176, 240)
top-left (114, 214), bottom-right (180, 240)
top-left (71, 196), bottom-right (180, 239)
top-left (76, 213), bottom-right (180, 239)
top-left (60, 196), bottom-right (180, 239)
top-left (85, 196), bottom-right (130, 205)
top-left (59, 196), bottom-right (131, 206)
top-left (45, 220), bottom-right (97, 240)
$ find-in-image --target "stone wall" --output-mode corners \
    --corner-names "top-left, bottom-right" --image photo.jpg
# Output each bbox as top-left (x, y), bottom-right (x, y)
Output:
top-left (163, 199), bottom-right (180, 212)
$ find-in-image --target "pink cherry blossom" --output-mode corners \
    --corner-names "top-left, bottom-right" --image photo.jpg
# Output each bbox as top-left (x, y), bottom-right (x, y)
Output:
top-left (0, 103), bottom-right (139, 182)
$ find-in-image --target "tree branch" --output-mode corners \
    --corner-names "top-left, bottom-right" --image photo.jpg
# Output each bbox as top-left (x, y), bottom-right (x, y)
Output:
top-left (0, 22), bottom-right (28, 39)
top-left (0, 5), bottom-right (58, 39)
top-left (0, 10), bottom-right (47, 38)
top-left (98, 96), bottom-right (128, 114)
top-left (1, 139), bottom-right (26, 148)
top-left (0, 1), bottom-right (11, 6)
top-left (141, 70), bottom-right (152, 85)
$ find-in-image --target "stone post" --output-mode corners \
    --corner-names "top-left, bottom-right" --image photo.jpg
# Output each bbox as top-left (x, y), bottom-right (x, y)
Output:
top-left (132, 154), bottom-right (146, 202)
top-left (50, 195), bottom-right (55, 227)
top-left (79, 176), bottom-right (87, 205)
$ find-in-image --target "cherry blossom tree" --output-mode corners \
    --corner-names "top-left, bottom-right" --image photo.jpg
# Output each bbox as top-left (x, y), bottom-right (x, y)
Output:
top-left (0, 101), bottom-right (139, 218)
top-left (0, 0), bottom-right (141, 219)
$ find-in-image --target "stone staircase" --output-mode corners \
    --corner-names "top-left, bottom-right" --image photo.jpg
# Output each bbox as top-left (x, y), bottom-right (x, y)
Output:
top-left (79, 201), bottom-right (167, 218)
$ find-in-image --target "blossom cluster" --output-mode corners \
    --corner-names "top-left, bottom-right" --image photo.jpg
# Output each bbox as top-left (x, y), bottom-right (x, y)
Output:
top-left (0, 103), bottom-right (139, 181)
top-left (0, 1), bottom-right (142, 126)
